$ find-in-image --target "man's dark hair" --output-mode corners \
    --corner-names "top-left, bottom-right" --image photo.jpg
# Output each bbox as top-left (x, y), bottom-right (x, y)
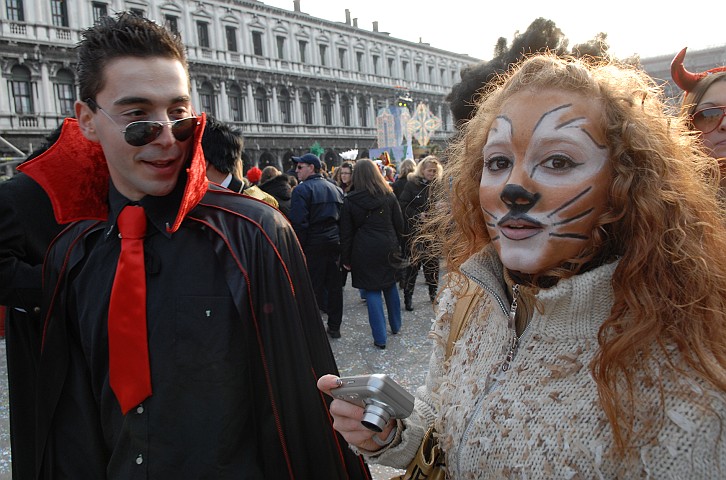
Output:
top-left (201, 116), bottom-right (244, 174)
top-left (77, 12), bottom-right (188, 106)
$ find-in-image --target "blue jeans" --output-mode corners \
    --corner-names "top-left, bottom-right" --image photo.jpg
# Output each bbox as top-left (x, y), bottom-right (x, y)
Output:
top-left (362, 284), bottom-right (401, 345)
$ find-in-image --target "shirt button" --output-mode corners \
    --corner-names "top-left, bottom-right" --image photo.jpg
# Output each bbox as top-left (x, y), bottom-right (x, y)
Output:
top-left (136, 405), bottom-right (144, 414)
top-left (136, 454), bottom-right (143, 465)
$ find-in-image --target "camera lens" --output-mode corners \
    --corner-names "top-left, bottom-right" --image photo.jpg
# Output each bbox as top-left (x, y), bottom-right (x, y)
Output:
top-left (360, 400), bottom-right (392, 432)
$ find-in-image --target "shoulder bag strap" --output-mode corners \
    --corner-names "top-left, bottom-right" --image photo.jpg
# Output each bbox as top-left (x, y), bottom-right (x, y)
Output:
top-left (445, 276), bottom-right (484, 359)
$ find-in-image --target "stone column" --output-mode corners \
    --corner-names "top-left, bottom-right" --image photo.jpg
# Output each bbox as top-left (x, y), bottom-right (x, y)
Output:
top-left (218, 79), bottom-right (229, 122)
top-left (39, 62), bottom-right (52, 115)
top-left (271, 85), bottom-right (279, 123)
top-left (246, 83), bottom-right (256, 121)
top-left (315, 90), bottom-right (322, 125)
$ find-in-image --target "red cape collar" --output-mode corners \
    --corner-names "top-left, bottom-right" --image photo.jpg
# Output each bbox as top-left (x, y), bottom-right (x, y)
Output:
top-left (19, 113), bottom-right (208, 233)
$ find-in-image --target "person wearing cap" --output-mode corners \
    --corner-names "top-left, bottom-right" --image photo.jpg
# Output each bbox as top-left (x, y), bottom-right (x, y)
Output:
top-left (671, 47), bottom-right (726, 192)
top-left (290, 153), bottom-right (346, 338)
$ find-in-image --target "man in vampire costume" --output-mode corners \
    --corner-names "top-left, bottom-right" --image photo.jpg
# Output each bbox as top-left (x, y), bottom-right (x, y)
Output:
top-left (19, 13), bottom-right (370, 479)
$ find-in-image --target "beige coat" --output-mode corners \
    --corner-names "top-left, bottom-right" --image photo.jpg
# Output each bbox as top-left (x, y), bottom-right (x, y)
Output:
top-left (367, 246), bottom-right (726, 478)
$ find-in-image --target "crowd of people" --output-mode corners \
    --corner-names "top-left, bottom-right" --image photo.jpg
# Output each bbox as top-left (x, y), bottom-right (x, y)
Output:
top-left (2, 10), bottom-right (726, 479)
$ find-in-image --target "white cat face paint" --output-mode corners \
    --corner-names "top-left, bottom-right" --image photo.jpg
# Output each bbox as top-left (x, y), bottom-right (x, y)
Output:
top-left (479, 88), bottom-right (612, 275)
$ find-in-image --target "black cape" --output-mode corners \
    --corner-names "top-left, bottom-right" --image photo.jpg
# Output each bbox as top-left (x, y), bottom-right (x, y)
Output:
top-left (0, 172), bottom-right (64, 480)
top-left (21, 117), bottom-right (371, 479)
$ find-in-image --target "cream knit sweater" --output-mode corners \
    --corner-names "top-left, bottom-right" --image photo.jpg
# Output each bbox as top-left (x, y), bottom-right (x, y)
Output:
top-left (367, 246), bottom-right (726, 479)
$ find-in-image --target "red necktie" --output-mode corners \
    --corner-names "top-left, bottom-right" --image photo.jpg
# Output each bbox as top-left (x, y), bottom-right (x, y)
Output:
top-left (108, 205), bottom-right (152, 414)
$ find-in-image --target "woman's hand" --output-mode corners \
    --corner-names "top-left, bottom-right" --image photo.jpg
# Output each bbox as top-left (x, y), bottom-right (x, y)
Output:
top-left (317, 374), bottom-right (396, 452)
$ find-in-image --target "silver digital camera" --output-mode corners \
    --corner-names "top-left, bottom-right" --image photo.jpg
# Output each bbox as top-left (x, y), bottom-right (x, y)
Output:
top-left (330, 374), bottom-right (415, 432)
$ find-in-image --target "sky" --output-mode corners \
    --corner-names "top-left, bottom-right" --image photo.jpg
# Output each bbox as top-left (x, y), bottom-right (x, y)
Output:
top-left (261, 0), bottom-right (725, 62)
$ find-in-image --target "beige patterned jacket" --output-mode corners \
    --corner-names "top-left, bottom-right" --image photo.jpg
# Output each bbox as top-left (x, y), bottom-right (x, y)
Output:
top-left (366, 246), bottom-right (726, 479)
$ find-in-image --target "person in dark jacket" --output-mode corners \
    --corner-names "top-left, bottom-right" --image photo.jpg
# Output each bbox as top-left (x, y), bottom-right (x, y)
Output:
top-left (202, 115), bottom-right (246, 193)
top-left (290, 153), bottom-right (345, 338)
top-left (340, 159), bottom-right (404, 349)
top-left (391, 159), bottom-right (416, 200)
top-left (19, 13), bottom-right (369, 479)
top-left (259, 166), bottom-right (292, 218)
top-left (399, 155), bottom-right (443, 310)
top-left (0, 127), bottom-right (65, 480)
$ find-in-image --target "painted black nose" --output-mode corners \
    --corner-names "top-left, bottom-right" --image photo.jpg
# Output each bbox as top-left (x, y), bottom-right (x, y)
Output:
top-left (500, 184), bottom-right (540, 213)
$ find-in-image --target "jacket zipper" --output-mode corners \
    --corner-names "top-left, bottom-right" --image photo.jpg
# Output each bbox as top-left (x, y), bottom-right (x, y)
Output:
top-left (455, 281), bottom-right (523, 477)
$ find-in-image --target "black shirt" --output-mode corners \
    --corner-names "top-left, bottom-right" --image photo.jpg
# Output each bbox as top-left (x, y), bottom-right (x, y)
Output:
top-left (51, 180), bottom-right (262, 479)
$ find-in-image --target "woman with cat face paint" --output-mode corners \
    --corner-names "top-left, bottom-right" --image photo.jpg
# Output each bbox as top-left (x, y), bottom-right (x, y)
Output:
top-left (319, 53), bottom-right (726, 477)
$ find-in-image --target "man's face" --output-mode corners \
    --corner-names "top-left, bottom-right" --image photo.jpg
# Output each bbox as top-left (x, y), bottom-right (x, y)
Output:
top-left (479, 88), bottom-right (612, 275)
top-left (75, 56), bottom-right (194, 201)
top-left (296, 162), bottom-right (314, 181)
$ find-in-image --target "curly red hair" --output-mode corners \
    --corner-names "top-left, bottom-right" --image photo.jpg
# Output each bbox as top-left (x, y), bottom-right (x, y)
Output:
top-left (424, 52), bottom-right (726, 451)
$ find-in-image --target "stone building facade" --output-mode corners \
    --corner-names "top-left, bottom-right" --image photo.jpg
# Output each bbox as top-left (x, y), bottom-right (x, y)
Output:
top-left (0, 0), bottom-right (477, 174)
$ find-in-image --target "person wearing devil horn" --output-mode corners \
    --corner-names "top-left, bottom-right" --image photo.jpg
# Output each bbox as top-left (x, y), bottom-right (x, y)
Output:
top-left (671, 47), bottom-right (726, 192)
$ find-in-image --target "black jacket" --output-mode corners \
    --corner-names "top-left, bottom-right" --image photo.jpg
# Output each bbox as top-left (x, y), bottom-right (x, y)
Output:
top-left (398, 175), bottom-right (433, 235)
top-left (340, 190), bottom-right (403, 290)
top-left (21, 117), bottom-right (370, 480)
top-left (289, 174), bottom-right (344, 248)
top-left (227, 175), bottom-right (245, 193)
top-left (391, 175), bottom-right (408, 199)
top-left (259, 174), bottom-right (292, 218)
top-left (0, 173), bottom-right (64, 480)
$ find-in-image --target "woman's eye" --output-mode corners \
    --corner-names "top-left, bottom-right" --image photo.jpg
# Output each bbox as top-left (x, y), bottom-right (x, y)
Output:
top-left (485, 156), bottom-right (511, 171)
top-left (541, 155), bottom-right (577, 170)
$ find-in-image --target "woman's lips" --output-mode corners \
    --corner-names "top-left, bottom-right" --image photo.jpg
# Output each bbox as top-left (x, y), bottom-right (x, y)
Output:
top-left (499, 219), bottom-right (543, 240)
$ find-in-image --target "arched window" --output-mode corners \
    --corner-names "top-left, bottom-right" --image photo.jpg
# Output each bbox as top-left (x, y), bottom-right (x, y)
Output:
top-left (321, 92), bottom-right (332, 126)
top-left (11, 65), bottom-right (33, 114)
top-left (278, 87), bottom-right (291, 124)
top-left (254, 86), bottom-right (269, 123)
top-left (340, 94), bottom-right (351, 127)
top-left (199, 82), bottom-right (216, 117)
top-left (228, 83), bottom-right (244, 122)
top-left (358, 95), bottom-right (367, 127)
top-left (301, 90), bottom-right (313, 125)
top-left (55, 68), bottom-right (75, 115)
top-left (259, 151), bottom-right (276, 169)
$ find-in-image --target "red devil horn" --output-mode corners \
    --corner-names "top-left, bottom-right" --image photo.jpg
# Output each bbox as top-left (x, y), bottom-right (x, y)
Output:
top-left (671, 47), bottom-right (706, 92)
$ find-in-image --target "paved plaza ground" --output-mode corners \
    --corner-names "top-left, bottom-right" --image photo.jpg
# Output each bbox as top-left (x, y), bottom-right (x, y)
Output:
top-left (0, 276), bottom-right (437, 479)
